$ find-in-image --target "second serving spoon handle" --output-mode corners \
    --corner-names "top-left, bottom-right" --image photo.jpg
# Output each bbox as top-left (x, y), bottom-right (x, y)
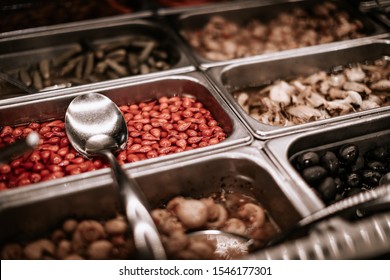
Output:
top-left (101, 150), bottom-right (166, 260)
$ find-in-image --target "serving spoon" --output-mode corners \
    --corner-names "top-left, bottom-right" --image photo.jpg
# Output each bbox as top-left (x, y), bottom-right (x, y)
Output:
top-left (65, 92), bottom-right (166, 260)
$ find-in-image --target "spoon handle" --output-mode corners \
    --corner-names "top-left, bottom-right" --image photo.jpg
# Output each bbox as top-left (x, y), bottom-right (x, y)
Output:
top-left (0, 132), bottom-right (40, 164)
top-left (101, 150), bottom-right (166, 260)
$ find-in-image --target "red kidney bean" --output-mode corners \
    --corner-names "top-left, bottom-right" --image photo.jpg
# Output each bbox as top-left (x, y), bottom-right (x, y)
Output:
top-left (176, 139), bottom-right (187, 149)
top-left (0, 126), bottom-right (12, 137)
top-left (22, 162), bottom-right (34, 170)
top-left (33, 162), bottom-right (45, 172)
top-left (142, 133), bottom-right (159, 141)
top-left (159, 139), bottom-right (171, 147)
top-left (30, 173), bottom-right (42, 183)
top-left (0, 164), bottom-right (11, 174)
top-left (176, 122), bottom-right (191, 132)
top-left (127, 154), bottom-right (140, 162)
top-left (117, 151), bottom-right (127, 162)
top-left (150, 128), bottom-right (161, 139)
top-left (186, 129), bottom-right (198, 137)
top-left (158, 147), bottom-right (172, 154)
top-left (188, 137), bottom-right (203, 144)
top-left (128, 144), bottom-right (142, 153)
top-left (12, 128), bottom-right (23, 138)
top-left (139, 145), bottom-right (152, 153)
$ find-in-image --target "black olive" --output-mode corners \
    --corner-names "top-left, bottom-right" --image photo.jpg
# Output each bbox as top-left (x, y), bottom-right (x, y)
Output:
top-left (350, 156), bottom-right (365, 172)
top-left (297, 151), bottom-right (320, 170)
top-left (361, 170), bottom-right (382, 187)
top-left (346, 172), bottom-right (361, 188)
top-left (317, 177), bottom-right (336, 203)
top-left (366, 160), bottom-right (387, 174)
top-left (334, 177), bottom-right (346, 194)
top-left (345, 187), bottom-right (362, 197)
top-left (338, 144), bottom-right (359, 164)
top-left (302, 166), bottom-right (328, 185)
top-left (321, 151), bottom-right (339, 175)
top-left (366, 146), bottom-right (388, 161)
top-left (379, 172), bottom-right (390, 185)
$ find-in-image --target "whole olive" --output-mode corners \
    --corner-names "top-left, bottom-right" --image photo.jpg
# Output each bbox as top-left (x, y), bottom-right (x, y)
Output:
top-left (366, 161), bottom-right (387, 174)
top-left (321, 151), bottom-right (339, 175)
top-left (366, 146), bottom-right (388, 161)
top-left (338, 144), bottom-right (359, 164)
top-left (361, 170), bottom-right (382, 187)
top-left (350, 156), bottom-right (365, 172)
top-left (317, 177), bottom-right (337, 203)
top-left (379, 172), bottom-right (390, 186)
top-left (301, 166), bottom-right (327, 185)
top-left (345, 187), bottom-right (362, 197)
top-left (334, 177), bottom-right (346, 194)
top-left (346, 172), bottom-right (361, 188)
top-left (297, 151), bottom-right (320, 170)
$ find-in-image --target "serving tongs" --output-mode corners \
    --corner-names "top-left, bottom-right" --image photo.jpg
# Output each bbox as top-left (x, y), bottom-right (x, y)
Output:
top-left (265, 183), bottom-right (390, 247)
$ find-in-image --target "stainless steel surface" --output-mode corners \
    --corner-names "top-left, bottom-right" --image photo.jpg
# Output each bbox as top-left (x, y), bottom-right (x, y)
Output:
top-left (65, 92), bottom-right (165, 259)
top-left (207, 38), bottom-right (390, 140)
top-left (0, 71), bottom-right (251, 194)
top-left (173, 0), bottom-right (389, 68)
top-left (0, 146), bottom-right (312, 259)
top-left (0, 19), bottom-right (195, 104)
top-left (264, 111), bottom-right (390, 207)
top-left (0, 132), bottom-right (40, 164)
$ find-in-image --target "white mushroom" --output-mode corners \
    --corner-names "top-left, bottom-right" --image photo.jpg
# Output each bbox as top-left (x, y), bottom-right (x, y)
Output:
top-left (269, 81), bottom-right (294, 106)
top-left (345, 66), bottom-right (366, 82)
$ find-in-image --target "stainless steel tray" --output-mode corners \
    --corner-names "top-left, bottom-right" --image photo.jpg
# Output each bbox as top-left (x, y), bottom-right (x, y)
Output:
top-left (172, 0), bottom-right (389, 68)
top-left (264, 111), bottom-right (390, 207)
top-left (0, 71), bottom-right (251, 195)
top-left (207, 38), bottom-right (390, 140)
top-left (0, 1), bottom-right (153, 39)
top-left (0, 146), bottom-right (314, 258)
top-left (0, 19), bottom-right (195, 104)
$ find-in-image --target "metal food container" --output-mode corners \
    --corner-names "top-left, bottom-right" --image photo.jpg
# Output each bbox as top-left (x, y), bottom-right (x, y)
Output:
top-left (0, 71), bottom-right (251, 194)
top-left (0, 19), bottom-right (195, 104)
top-left (264, 111), bottom-right (390, 208)
top-left (173, 0), bottom-right (389, 68)
top-left (207, 39), bottom-right (390, 140)
top-left (0, 145), bottom-right (314, 259)
top-left (0, 0), bottom-right (153, 38)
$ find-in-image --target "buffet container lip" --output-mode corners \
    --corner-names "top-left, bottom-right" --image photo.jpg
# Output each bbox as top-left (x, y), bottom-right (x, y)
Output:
top-left (156, 0), bottom-right (259, 16)
top-left (0, 18), bottom-right (196, 105)
top-left (171, 0), bottom-right (390, 69)
top-left (263, 110), bottom-right (390, 207)
top-left (0, 5), bottom-right (154, 39)
top-left (0, 145), bottom-right (320, 247)
top-left (0, 70), bottom-right (252, 198)
top-left (206, 37), bottom-right (390, 140)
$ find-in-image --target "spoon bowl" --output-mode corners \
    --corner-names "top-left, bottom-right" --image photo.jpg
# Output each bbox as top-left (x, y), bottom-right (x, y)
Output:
top-left (65, 92), bottom-right (166, 260)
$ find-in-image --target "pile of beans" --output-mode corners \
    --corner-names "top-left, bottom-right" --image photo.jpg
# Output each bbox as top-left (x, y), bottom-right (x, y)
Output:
top-left (1, 214), bottom-right (135, 260)
top-left (152, 191), bottom-right (279, 259)
top-left (9, 37), bottom-right (173, 92)
top-left (0, 95), bottom-right (226, 190)
top-left (293, 144), bottom-right (390, 205)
